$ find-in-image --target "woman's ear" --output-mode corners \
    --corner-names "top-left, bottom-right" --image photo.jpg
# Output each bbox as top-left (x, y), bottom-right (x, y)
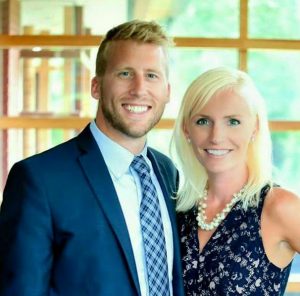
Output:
top-left (91, 76), bottom-right (101, 100)
top-left (183, 123), bottom-right (191, 143)
top-left (251, 117), bottom-right (259, 142)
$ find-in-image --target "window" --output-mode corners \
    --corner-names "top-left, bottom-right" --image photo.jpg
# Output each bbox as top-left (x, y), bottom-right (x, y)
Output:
top-left (1, 0), bottom-right (299, 292)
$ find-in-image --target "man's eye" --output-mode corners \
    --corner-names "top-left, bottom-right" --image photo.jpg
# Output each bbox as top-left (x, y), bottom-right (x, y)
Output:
top-left (228, 118), bottom-right (240, 126)
top-left (118, 71), bottom-right (131, 78)
top-left (196, 118), bottom-right (209, 126)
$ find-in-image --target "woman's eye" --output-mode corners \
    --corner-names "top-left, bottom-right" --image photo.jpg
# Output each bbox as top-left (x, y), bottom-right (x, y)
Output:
top-left (196, 118), bottom-right (209, 125)
top-left (229, 118), bottom-right (240, 126)
top-left (147, 73), bottom-right (158, 79)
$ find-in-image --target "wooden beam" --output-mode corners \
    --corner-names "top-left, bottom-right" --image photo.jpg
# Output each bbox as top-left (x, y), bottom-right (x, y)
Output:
top-left (0, 35), bottom-right (104, 48)
top-left (287, 281), bottom-right (300, 292)
top-left (238, 0), bottom-right (248, 71)
top-left (2, 35), bottom-right (300, 50)
top-left (269, 121), bottom-right (300, 131)
top-left (173, 37), bottom-right (241, 48)
top-left (246, 38), bottom-right (300, 50)
top-left (173, 38), bottom-right (300, 50)
top-left (0, 117), bottom-right (300, 131)
top-left (239, 0), bottom-right (248, 42)
top-left (20, 49), bottom-right (81, 58)
top-left (0, 116), bottom-right (90, 129)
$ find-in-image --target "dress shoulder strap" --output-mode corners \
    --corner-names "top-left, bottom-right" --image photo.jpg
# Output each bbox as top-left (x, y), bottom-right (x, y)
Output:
top-left (256, 183), bottom-right (279, 217)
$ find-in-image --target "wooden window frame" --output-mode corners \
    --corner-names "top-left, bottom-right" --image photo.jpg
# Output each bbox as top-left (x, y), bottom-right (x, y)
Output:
top-left (0, 0), bottom-right (299, 291)
top-left (1, 0), bottom-right (300, 132)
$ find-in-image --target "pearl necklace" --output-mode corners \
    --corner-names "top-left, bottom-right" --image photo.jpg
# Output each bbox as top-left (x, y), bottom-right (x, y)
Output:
top-left (196, 186), bottom-right (246, 231)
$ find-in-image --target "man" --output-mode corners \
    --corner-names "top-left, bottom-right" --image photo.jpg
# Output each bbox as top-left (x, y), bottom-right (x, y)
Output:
top-left (0, 20), bottom-right (184, 296)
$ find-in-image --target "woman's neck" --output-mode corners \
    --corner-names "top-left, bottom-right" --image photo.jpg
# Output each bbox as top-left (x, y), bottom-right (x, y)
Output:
top-left (206, 167), bottom-right (248, 201)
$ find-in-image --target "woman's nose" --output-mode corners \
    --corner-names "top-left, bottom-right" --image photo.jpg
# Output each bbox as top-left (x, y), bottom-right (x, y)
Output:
top-left (210, 124), bottom-right (224, 144)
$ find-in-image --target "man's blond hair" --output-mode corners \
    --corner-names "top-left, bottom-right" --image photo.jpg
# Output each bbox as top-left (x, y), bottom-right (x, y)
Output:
top-left (95, 19), bottom-right (173, 77)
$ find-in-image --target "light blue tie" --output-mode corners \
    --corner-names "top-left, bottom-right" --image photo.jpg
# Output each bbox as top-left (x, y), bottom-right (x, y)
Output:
top-left (131, 155), bottom-right (170, 296)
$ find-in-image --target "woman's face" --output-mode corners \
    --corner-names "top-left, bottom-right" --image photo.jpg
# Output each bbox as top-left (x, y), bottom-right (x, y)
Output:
top-left (184, 88), bottom-right (257, 177)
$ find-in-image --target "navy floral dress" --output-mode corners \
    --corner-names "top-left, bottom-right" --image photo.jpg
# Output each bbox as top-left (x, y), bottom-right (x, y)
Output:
top-left (177, 185), bottom-right (292, 296)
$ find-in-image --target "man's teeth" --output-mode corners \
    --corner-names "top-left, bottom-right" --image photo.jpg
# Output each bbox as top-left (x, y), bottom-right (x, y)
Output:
top-left (126, 105), bottom-right (148, 113)
top-left (206, 149), bottom-right (229, 156)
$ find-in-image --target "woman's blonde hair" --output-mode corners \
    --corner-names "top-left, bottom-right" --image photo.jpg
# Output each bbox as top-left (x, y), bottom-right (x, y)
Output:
top-left (172, 67), bottom-right (273, 212)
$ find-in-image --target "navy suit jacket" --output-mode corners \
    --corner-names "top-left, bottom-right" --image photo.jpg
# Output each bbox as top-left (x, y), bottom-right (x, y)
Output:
top-left (0, 125), bottom-right (184, 296)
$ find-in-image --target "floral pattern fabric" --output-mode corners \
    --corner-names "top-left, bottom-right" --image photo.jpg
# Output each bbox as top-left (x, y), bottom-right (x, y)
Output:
top-left (177, 185), bottom-right (292, 296)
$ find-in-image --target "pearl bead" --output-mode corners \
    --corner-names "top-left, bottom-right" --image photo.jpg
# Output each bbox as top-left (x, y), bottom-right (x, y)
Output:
top-left (197, 186), bottom-right (246, 231)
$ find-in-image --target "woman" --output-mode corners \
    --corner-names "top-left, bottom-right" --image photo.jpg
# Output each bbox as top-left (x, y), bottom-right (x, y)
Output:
top-left (172, 67), bottom-right (300, 295)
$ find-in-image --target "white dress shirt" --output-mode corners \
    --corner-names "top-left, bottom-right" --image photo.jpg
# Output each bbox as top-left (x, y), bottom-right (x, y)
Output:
top-left (90, 121), bottom-right (174, 296)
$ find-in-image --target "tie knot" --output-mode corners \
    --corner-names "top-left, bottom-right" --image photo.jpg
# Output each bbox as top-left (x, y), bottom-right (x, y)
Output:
top-left (131, 155), bottom-right (150, 175)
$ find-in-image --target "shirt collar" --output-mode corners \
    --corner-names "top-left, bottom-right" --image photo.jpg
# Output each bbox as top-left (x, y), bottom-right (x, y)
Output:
top-left (89, 121), bottom-right (148, 179)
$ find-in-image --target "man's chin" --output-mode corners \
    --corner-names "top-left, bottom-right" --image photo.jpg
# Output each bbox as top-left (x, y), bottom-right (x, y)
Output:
top-left (121, 124), bottom-right (155, 139)
top-left (109, 117), bottom-right (159, 139)
top-left (124, 128), bottom-right (150, 139)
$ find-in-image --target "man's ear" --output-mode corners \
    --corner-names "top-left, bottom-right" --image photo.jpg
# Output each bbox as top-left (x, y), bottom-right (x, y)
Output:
top-left (166, 82), bottom-right (171, 103)
top-left (91, 76), bottom-right (101, 100)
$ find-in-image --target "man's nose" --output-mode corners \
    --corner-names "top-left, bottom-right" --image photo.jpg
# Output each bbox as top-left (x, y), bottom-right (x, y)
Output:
top-left (129, 75), bottom-right (147, 97)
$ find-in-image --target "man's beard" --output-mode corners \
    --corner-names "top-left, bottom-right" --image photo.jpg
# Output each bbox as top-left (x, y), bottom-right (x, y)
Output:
top-left (101, 102), bottom-right (163, 139)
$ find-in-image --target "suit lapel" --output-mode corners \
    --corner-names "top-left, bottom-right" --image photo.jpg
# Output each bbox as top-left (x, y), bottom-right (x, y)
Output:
top-left (76, 126), bottom-right (141, 295)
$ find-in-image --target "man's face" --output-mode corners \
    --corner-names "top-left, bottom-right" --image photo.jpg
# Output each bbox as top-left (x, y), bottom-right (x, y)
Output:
top-left (92, 40), bottom-right (170, 147)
